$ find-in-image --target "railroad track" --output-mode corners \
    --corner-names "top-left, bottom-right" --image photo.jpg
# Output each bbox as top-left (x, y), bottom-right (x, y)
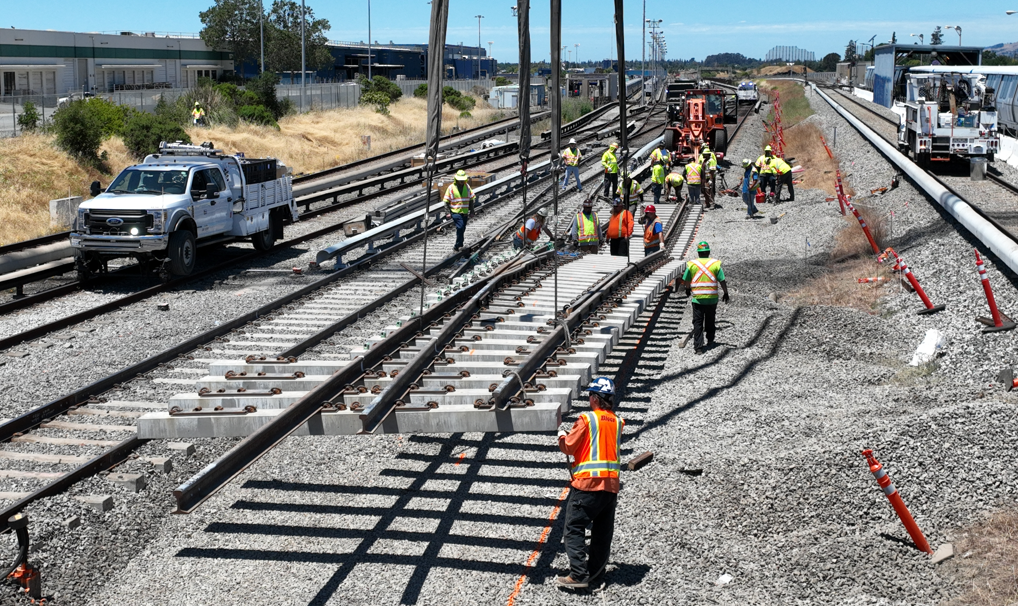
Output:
top-left (0, 104), bottom-right (669, 536)
top-left (0, 102), bottom-right (632, 352)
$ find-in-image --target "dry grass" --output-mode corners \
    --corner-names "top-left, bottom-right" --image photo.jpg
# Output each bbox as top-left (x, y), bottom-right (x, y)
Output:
top-left (946, 507), bottom-right (1018, 606)
top-left (756, 65), bottom-right (814, 76)
top-left (831, 203), bottom-right (887, 259)
top-left (0, 134), bottom-right (133, 245)
top-left (190, 98), bottom-right (508, 175)
top-left (785, 257), bottom-right (895, 312)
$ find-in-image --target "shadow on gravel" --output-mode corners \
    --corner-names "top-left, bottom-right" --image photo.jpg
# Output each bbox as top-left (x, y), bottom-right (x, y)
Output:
top-left (176, 431), bottom-right (583, 605)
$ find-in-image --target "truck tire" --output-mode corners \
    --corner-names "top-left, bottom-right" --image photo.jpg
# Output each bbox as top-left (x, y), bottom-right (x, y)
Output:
top-left (713, 129), bottom-right (728, 155)
top-left (252, 213), bottom-right (277, 251)
top-left (167, 230), bottom-right (196, 276)
top-left (663, 129), bottom-right (676, 154)
top-left (74, 251), bottom-right (100, 282)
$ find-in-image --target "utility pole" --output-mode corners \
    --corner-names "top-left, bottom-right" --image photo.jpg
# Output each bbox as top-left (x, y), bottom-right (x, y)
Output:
top-left (260, 0), bottom-right (265, 73)
top-left (641, 0), bottom-right (646, 106)
top-left (300, 0), bottom-right (306, 111)
top-left (575, 43), bottom-right (579, 70)
top-left (475, 14), bottom-right (484, 79)
top-left (368, 0), bottom-right (372, 79)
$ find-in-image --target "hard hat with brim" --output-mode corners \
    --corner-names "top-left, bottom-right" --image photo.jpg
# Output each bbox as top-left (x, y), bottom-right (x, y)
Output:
top-left (741, 158), bottom-right (751, 167)
top-left (569, 138), bottom-right (577, 145)
top-left (764, 145), bottom-right (772, 152)
top-left (644, 204), bottom-right (656, 214)
top-left (609, 142), bottom-right (619, 149)
top-left (536, 207), bottom-right (548, 217)
top-left (583, 376), bottom-right (616, 397)
top-left (697, 240), bottom-right (710, 252)
top-left (455, 170), bottom-right (469, 181)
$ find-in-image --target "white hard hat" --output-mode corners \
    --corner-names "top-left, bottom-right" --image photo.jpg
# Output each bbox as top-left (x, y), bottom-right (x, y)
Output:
top-left (569, 138), bottom-right (577, 145)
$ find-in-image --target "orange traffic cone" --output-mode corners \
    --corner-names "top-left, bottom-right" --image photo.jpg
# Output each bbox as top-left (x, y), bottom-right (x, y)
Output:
top-left (974, 250), bottom-right (1016, 333)
top-left (998, 367), bottom-right (1018, 392)
top-left (862, 449), bottom-right (933, 554)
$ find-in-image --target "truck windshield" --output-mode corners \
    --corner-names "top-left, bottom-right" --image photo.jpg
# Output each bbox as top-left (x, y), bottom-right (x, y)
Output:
top-left (108, 169), bottom-right (188, 195)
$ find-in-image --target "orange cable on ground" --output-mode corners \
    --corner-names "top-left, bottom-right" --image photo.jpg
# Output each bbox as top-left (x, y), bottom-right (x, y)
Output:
top-left (505, 485), bottom-right (571, 606)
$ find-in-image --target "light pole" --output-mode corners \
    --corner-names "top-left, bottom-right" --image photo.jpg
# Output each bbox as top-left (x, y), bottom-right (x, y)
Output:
top-left (488, 40), bottom-right (493, 63)
top-left (574, 43), bottom-right (579, 70)
top-left (475, 14), bottom-right (484, 79)
top-left (367, 0), bottom-right (372, 79)
top-left (260, 0), bottom-right (265, 73)
top-left (300, 0), bottom-right (306, 110)
top-left (943, 25), bottom-right (962, 45)
top-left (641, 1), bottom-right (646, 106)
top-left (910, 33), bottom-right (924, 45)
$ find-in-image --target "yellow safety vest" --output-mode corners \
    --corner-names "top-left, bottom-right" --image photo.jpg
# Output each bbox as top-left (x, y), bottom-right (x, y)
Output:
top-left (773, 158), bottom-right (792, 175)
top-left (616, 179), bottom-right (643, 198)
top-left (562, 147), bottom-right (581, 167)
top-left (688, 258), bottom-right (722, 298)
top-left (650, 148), bottom-right (670, 166)
top-left (601, 150), bottom-right (618, 174)
top-left (652, 164), bottom-right (666, 185)
top-left (576, 211), bottom-right (599, 245)
top-left (756, 155), bottom-right (776, 175)
top-left (685, 162), bottom-right (702, 185)
top-left (700, 151), bottom-right (717, 170)
top-left (443, 183), bottom-right (474, 214)
top-left (665, 172), bottom-right (684, 187)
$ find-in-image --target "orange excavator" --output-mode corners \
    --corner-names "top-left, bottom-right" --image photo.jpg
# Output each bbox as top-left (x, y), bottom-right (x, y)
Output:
top-left (663, 88), bottom-right (736, 162)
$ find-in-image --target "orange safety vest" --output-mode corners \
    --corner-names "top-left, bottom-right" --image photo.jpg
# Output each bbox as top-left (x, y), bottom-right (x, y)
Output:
top-left (576, 211), bottom-right (599, 245)
top-left (606, 210), bottom-right (633, 239)
top-left (515, 218), bottom-right (542, 243)
top-left (570, 410), bottom-right (624, 479)
top-left (644, 219), bottom-right (662, 248)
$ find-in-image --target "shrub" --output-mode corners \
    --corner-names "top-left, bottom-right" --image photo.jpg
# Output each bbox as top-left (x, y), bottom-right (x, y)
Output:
top-left (179, 84), bottom-right (238, 127)
top-left (413, 83), bottom-right (428, 99)
top-left (448, 94), bottom-right (476, 112)
top-left (122, 113), bottom-right (192, 159)
top-left (359, 75), bottom-right (403, 102)
top-left (459, 111), bottom-right (472, 119)
top-left (155, 94), bottom-right (189, 125)
top-left (495, 76), bottom-right (509, 86)
top-left (237, 90), bottom-right (261, 107)
top-left (83, 97), bottom-right (134, 137)
top-left (442, 86), bottom-right (461, 103)
top-left (17, 101), bottom-right (40, 132)
top-left (360, 90), bottom-right (391, 115)
top-left (246, 71), bottom-right (283, 119)
top-left (214, 82), bottom-right (240, 104)
top-left (237, 104), bottom-right (279, 127)
top-left (52, 100), bottom-right (107, 168)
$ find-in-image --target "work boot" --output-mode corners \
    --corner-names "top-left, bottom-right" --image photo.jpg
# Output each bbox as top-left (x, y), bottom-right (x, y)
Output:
top-left (556, 576), bottom-right (588, 590)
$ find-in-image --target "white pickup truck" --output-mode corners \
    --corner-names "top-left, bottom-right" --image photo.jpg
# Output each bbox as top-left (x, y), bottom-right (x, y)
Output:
top-left (71, 142), bottom-right (298, 279)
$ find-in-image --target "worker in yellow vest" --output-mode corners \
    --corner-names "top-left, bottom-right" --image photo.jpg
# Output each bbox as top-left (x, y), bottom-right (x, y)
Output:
top-left (681, 240), bottom-right (729, 354)
top-left (773, 156), bottom-right (794, 202)
top-left (641, 204), bottom-right (665, 255)
top-left (556, 376), bottom-right (624, 591)
top-left (192, 102), bottom-right (206, 126)
top-left (755, 145), bottom-right (778, 201)
top-left (684, 160), bottom-right (703, 207)
top-left (561, 138), bottom-right (583, 192)
top-left (650, 159), bottom-right (666, 205)
top-left (512, 207), bottom-right (555, 250)
top-left (568, 199), bottom-right (601, 253)
top-left (601, 142), bottom-right (620, 198)
top-left (665, 170), bottom-right (685, 202)
top-left (650, 142), bottom-right (671, 169)
top-left (443, 170), bottom-right (475, 252)
top-left (605, 197), bottom-right (633, 257)
top-left (615, 172), bottom-right (644, 204)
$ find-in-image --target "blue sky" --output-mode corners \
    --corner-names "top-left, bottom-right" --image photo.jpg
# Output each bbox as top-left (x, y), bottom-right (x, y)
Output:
top-left (7, 0), bottom-right (1018, 63)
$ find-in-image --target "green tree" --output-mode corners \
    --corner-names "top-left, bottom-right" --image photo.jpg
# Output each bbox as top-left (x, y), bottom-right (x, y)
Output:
top-left (199, 0), bottom-right (264, 70)
top-left (844, 40), bottom-right (858, 64)
top-left (246, 71), bottom-right (284, 118)
top-left (237, 104), bottom-right (279, 127)
top-left (413, 83), bottom-right (428, 98)
top-left (266, 0), bottom-right (333, 83)
top-left (818, 52), bottom-right (841, 72)
top-left (930, 26), bottom-right (943, 46)
top-left (52, 100), bottom-right (106, 168)
top-left (17, 101), bottom-right (40, 132)
top-left (359, 75), bottom-right (402, 102)
top-left (360, 90), bottom-right (391, 115)
top-left (122, 113), bottom-right (192, 159)
top-left (494, 76), bottom-right (509, 86)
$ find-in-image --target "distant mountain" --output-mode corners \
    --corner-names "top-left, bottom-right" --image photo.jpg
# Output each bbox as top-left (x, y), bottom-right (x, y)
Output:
top-left (986, 41), bottom-right (1018, 54)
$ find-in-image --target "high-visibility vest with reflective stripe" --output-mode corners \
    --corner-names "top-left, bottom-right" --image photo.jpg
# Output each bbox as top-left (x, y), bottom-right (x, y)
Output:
top-left (644, 219), bottom-right (662, 248)
top-left (756, 155), bottom-right (776, 175)
top-left (688, 257), bottom-right (722, 297)
top-left (576, 211), bottom-right (599, 245)
top-left (570, 410), bottom-right (624, 479)
top-left (685, 162), bottom-right (702, 185)
top-left (516, 219), bottom-right (542, 243)
top-left (443, 183), bottom-right (474, 213)
top-left (652, 164), bottom-right (666, 185)
top-left (616, 179), bottom-right (643, 198)
top-left (601, 150), bottom-right (618, 174)
top-left (665, 172), bottom-right (684, 187)
top-left (774, 158), bottom-right (792, 174)
top-left (701, 151), bottom-right (717, 170)
top-left (650, 148), bottom-right (669, 165)
top-left (607, 210), bottom-right (633, 239)
top-left (562, 147), bottom-right (581, 167)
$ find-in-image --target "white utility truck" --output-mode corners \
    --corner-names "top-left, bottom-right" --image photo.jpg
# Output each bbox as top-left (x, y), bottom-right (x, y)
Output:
top-left (71, 142), bottom-right (298, 279)
top-left (897, 71), bottom-right (999, 167)
top-left (735, 81), bottom-right (759, 104)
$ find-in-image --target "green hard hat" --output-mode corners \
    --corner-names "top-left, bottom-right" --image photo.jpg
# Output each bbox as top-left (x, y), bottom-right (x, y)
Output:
top-left (697, 241), bottom-right (710, 252)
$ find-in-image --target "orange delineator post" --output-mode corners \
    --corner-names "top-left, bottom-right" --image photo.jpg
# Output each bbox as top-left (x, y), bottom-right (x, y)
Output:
top-left (834, 171), bottom-right (847, 215)
top-left (857, 277), bottom-right (889, 284)
top-left (820, 135), bottom-right (834, 159)
top-left (862, 449), bottom-right (933, 555)
top-left (887, 248), bottom-right (946, 315)
top-left (974, 249), bottom-right (1016, 333)
top-left (843, 197), bottom-right (881, 255)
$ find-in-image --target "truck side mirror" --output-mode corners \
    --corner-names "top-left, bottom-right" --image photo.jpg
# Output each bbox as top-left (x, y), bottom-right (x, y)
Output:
top-left (205, 183), bottom-right (220, 199)
top-left (90, 181), bottom-right (101, 197)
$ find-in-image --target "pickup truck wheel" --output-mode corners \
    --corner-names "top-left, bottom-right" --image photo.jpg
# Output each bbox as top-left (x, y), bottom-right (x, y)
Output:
top-left (74, 252), bottom-right (100, 282)
top-left (167, 230), bottom-right (196, 276)
top-left (252, 214), bottom-right (277, 251)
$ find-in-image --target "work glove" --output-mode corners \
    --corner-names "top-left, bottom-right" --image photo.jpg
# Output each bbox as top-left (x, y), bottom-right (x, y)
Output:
top-left (685, 288), bottom-right (692, 297)
top-left (557, 429), bottom-right (568, 439)
top-left (722, 292), bottom-right (730, 304)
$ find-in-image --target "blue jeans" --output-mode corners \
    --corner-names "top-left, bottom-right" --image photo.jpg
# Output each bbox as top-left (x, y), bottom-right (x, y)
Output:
top-left (562, 166), bottom-right (582, 191)
top-left (652, 183), bottom-right (662, 205)
top-left (452, 213), bottom-right (468, 250)
top-left (743, 190), bottom-right (758, 216)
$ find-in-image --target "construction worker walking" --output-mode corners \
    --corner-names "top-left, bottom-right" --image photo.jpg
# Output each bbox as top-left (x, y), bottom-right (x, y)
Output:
top-left (755, 145), bottom-right (778, 200)
top-left (601, 142), bottom-right (620, 198)
top-left (682, 241), bottom-right (730, 354)
top-left (665, 169), bottom-right (685, 202)
top-left (615, 172), bottom-right (644, 205)
top-left (192, 101), bottom-right (206, 127)
top-left (605, 197), bottom-right (633, 257)
top-left (650, 159), bottom-right (666, 205)
top-left (443, 170), bottom-right (475, 252)
top-left (556, 376), bottom-right (624, 591)
top-left (773, 156), bottom-right (794, 202)
top-left (568, 199), bottom-right (601, 253)
top-left (561, 138), bottom-right (583, 192)
top-left (512, 207), bottom-right (555, 250)
top-left (641, 204), bottom-right (665, 255)
top-left (740, 159), bottom-right (759, 219)
top-left (684, 159), bottom-right (703, 206)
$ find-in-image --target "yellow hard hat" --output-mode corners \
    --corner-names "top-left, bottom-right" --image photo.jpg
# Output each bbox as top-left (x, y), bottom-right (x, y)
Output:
top-left (764, 144), bottom-right (772, 152)
top-left (455, 170), bottom-right (469, 181)
top-left (609, 142), bottom-right (619, 149)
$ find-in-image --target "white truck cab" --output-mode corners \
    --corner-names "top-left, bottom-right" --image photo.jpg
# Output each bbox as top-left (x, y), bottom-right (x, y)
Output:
top-left (71, 142), bottom-right (298, 278)
top-left (898, 72), bottom-right (999, 167)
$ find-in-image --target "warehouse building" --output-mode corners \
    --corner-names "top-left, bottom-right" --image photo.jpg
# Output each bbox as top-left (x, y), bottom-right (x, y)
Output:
top-left (0, 28), bottom-right (234, 96)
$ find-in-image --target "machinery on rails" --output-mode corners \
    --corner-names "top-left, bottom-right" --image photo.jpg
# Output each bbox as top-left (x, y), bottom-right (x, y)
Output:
top-left (71, 142), bottom-right (299, 279)
top-left (897, 70), bottom-right (1000, 167)
top-left (663, 86), bottom-right (737, 162)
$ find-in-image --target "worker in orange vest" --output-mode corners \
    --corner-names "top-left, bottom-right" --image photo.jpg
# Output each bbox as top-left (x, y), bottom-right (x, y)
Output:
top-left (512, 207), bottom-right (555, 250)
top-left (556, 376), bottom-right (624, 591)
top-left (641, 204), bottom-right (665, 255)
top-left (605, 197), bottom-right (633, 257)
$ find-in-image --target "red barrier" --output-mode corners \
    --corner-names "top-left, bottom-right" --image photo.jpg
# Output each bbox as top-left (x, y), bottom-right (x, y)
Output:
top-left (820, 135), bottom-right (834, 159)
top-left (843, 197), bottom-right (881, 256)
top-left (862, 450), bottom-right (934, 555)
top-left (834, 171), bottom-right (847, 215)
top-left (857, 277), bottom-right (889, 284)
top-left (887, 249), bottom-right (946, 315)
top-left (974, 249), bottom-right (1016, 333)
